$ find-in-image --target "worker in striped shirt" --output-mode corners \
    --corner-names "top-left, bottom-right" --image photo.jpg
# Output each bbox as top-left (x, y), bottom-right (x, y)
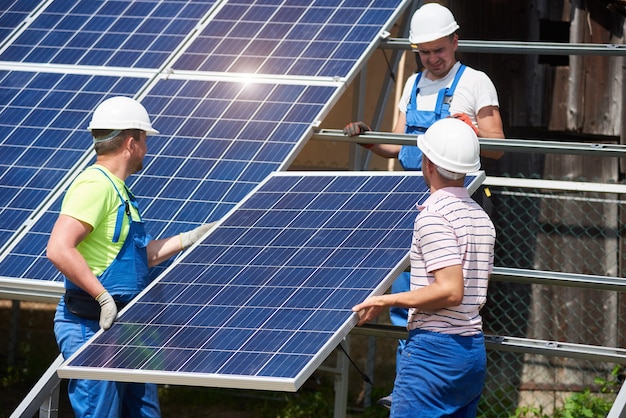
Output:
top-left (352, 117), bottom-right (496, 417)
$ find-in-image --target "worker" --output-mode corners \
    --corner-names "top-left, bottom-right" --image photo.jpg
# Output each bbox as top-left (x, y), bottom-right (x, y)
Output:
top-left (47, 96), bottom-right (214, 418)
top-left (352, 118), bottom-right (496, 417)
top-left (343, 3), bottom-right (504, 408)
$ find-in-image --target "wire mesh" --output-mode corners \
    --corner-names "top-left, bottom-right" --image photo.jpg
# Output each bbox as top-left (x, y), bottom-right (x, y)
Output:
top-left (479, 179), bottom-right (626, 417)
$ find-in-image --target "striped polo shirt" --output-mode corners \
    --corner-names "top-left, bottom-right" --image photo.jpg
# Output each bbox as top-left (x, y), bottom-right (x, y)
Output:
top-left (407, 187), bottom-right (495, 336)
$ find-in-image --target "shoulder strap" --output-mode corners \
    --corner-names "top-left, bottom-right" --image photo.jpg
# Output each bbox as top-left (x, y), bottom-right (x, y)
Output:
top-left (445, 63), bottom-right (467, 98)
top-left (434, 64), bottom-right (467, 118)
top-left (91, 167), bottom-right (130, 243)
top-left (407, 71), bottom-right (424, 111)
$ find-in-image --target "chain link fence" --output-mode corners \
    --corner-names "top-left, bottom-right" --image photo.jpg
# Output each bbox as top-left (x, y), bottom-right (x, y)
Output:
top-left (479, 162), bottom-right (625, 416)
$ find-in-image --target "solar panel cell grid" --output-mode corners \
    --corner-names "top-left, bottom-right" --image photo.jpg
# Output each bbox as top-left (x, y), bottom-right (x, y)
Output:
top-left (0, 80), bottom-right (338, 282)
top-left (0, 0), bottom-right (217, 68)
top-left (58, 172), bottom-right (468, 391)
top-left (175, 0), bottom-right (404, 77)
top-left (0, 71), bottom-right (145, 276)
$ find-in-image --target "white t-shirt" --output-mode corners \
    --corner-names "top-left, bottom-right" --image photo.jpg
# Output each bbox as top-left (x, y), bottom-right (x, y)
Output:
top-left (398, 61), bottom-right (500, 127)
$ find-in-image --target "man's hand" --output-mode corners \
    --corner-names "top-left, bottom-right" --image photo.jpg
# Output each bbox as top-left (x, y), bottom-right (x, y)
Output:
top-left (343, 121), bottom-right (371, 137)
top-left (352, 296), bottom-right (386, 326)
top-left (96, 290), bottom-right (117, 330)
top-left (180, 221), bottom-right (218, 250)
top-left (449, 113), bottom-right (479, 135)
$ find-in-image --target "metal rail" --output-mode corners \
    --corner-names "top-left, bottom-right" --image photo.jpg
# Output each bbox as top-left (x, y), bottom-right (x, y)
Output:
top-left (491, 267), bottom-right (626, 292)
top-left (312, 129), bottom-right (626, 157)
top-left (351, 324), bottom-right (626, 365)
top-left (382, 38), bottom-right (626, 56)
top-left (10, 354), bottom-right (63, 418)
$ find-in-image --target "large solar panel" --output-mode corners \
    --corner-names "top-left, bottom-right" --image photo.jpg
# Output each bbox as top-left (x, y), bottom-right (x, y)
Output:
top-left (58, 171), bottom-right (485, 391)
top-left (0, 78), bottom-right (342, 287)
top-left (0, 0), bottom-right (217, 68)
top-left (0, 70), bottom-right (147, 249)
top-left (0, 0), bottom-right (412, 303)
top-left (175, 0), bottom-right (407, 78)
top-left (0, 0), bottom-right (42, 43)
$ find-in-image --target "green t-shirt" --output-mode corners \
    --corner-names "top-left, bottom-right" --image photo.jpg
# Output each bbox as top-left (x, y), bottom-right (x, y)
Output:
top-left (60, 165), bottom-right (140, 277)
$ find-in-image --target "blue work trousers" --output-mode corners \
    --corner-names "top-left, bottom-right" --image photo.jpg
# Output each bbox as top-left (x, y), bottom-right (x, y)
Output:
top-left (54, 300), bottom-right (160, 418)
top-left (391, 329), bottom-right (486, 418)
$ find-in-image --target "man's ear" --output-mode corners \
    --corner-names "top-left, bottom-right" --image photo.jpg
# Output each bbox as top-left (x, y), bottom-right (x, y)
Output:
top-left (124, 134), bottom-right (135, 153)
top-left (422, 156), bottom-right (432, 172)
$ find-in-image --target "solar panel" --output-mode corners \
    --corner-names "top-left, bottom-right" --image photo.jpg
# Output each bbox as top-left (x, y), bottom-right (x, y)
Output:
top-left (0, 0), bottom-right (217, 68)
top-left (174, 0), bottom-right (408, 77)
top-left (0, 79), bottom-right (341, 286)
top-left (58, 171), bottom-right (485, 392)
top-left (0, 70), bottom-right (146, 250)
top-left (0, 0), bottom-right (412, 303)
top-left (0, 0), bottom-right (42, 44)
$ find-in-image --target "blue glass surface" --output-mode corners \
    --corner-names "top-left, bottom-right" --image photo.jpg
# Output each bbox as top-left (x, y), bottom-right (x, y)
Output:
top-left (174, 0), bottom-right (405, 77)
top-left (0, 0), bottom-right (217, 67)
top-left (0, 71), bottom-right (145, 274)
top-left (0, 80), bottom-right (337, 282)
top-left (64, 173), bottom-right (444, 387)
top-left (0, 0), bottom-right (41, 42)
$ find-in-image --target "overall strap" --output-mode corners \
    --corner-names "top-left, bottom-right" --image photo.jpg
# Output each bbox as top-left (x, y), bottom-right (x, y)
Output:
top-left (91, 167), bottom-right (131, 243)
top-left (445, 63), bottom-right (467, 98)
top-left (407, 71), bottom-right (424, 111)
top-left (434, 64), bottom-right (467, 118)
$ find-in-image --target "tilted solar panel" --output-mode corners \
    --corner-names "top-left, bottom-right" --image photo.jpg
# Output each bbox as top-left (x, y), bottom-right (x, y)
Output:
top-left (174, 0), bottom-right (407, 77)
top-left (0, 70), bottom-right (146, 249)
top-left (0, 79), bottom-right (341, 286)
top-left (0, 0), bottom-right (217, 68)
top-left (58, 171), bottom-right (485, 392)
top-left (0, 0), bottom-right (412, 305)
top-left (0, 0), bottom-right (42, 43)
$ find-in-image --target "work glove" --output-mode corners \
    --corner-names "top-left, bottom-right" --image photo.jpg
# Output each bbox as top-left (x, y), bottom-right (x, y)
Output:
top-left (96, 290), bottom-right (117, 330)
top-left (449, 113), bottom-right (479, 135)
top-left (180, 221), bottom-right (218, 250)
top-left (343, 121), bottom-right (371, 137)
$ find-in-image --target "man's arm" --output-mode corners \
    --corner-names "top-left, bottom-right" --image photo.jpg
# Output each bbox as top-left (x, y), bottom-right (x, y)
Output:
top-left (46, 215), bottom-right (105, 298)
top-left (352, 264), bottom-right (464, 326)
top-left (361, 111), bottom-right (406, 158)
top-left (476, 105), bottom-right (505, 160)
top-left (147, 221), bottom-right (218, 267)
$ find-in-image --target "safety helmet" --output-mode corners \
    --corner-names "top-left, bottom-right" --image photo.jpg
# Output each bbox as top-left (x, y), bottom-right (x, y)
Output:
top-left (417, 118), bottom-right (480, 175)
top-left (409, 3), bottom-right (459, 45)
top-left (88, 96), bottom-right (159, 135)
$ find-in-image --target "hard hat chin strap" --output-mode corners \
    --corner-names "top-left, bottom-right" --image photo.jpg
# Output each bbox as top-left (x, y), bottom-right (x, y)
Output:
top-left (93, 130), bottom-right (122, 144)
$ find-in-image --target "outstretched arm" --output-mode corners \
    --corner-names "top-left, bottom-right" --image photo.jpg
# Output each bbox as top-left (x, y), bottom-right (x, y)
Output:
top-left (352, 264), bottom-right (464, 326)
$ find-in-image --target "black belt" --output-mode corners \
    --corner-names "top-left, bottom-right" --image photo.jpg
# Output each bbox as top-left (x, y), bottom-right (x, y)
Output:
top-left (64, 289), bottom-right (126, 320)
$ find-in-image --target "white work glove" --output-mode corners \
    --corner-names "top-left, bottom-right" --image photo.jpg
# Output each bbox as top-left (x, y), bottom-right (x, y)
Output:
top-left (95, 290), bottom-right (117, 330)
top-left (180, 221), bottom-right (218, 250)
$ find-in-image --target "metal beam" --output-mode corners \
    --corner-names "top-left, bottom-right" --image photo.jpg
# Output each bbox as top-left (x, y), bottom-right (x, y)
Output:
top-left (608, 381), bottom-right (626, 418)
top-left (10, 354), bottom-right (63, 418)
top-left (311, 129), bottom-right (626, 157)
top-left (351, 324), bottom-right (626, 364)
top-left (382, 38), bottom-right (626, 56)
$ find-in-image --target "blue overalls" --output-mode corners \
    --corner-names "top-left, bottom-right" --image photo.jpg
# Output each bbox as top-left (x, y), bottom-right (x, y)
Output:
top-left (391, 64), bottom-right (467, 370)
top-left (54, 168), bottom-right (160, 418)
top-left (397, 64), bottom-right (467, 170)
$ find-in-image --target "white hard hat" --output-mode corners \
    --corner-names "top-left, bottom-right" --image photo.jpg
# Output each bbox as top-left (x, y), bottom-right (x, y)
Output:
top-left (88, 96), bottom-right (159, 135)
top-left (417, 118), bottom-right (480, 175)
top-left (409, 3), bottom-right (459, 45)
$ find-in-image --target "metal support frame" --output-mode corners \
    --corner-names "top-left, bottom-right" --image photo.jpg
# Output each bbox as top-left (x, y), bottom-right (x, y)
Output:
top-left (312, 128), bottom-right (626, 157)
top-left (11, 32), bottom-right (626, 416)
top-left (351, 324), bottom-right (626, 365)
top-left (316, 336), bottom-right (350, 418)
top-left (10, 354), bottom-right (63, 418)
top-left (609, 382), bottom-right (626, 417)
